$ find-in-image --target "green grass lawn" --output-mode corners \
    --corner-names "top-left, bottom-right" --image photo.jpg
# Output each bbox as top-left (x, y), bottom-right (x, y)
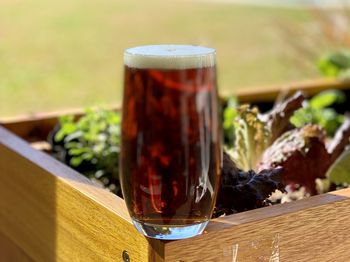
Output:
top-left (0, 0), bottom-right (322, 117)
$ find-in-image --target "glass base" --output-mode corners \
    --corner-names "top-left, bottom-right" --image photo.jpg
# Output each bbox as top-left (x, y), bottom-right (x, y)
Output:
top-left (132, 219), bottom-right (209, 240)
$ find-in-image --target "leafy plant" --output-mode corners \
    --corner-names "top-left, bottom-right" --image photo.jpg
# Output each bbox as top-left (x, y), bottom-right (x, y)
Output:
top-left (318, 50), bottom-right (350, 78)
top-left (259, 125), bottom-right (330, 195)
top-left (225, 92), bottom-right (305, 171)
top-left (213, 152), bottom-right (284, 217)
top-left (290, 90), bottom-right (345, 136)
top-left (48, 89), bottom-right (350, 216)
top-left (265, 92), bottom-right (305, 144)
top-left (326, 148), bottom-right (350, 185)
top-left (260, 115), bottom-right (350, 195)
top-left (223, 97), bottom-right (238, 147)
top-left (327, 114), bottom-right (350, 163)
top-left (50, 109), bottom-right (122, 196)
top-left (227, 105), bottom-right (270, 171)
top-left (50, 107), bottom-right (285, 217)
top-left (322, 115), bottom-right (350, 186)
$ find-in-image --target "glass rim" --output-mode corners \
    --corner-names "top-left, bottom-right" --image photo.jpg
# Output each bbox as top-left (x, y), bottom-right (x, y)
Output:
top-left (124, 44), bottom-right (216, 70)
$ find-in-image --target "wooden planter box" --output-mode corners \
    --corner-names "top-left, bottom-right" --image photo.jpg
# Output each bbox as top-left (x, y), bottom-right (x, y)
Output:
top-left (1, 79), bottom-right (350, 262)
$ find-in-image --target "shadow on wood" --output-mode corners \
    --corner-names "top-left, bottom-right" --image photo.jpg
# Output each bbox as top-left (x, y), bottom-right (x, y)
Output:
top-left (0, 126), bottom-right (57, 261)
top-left (0, 126), bottom-right (164, 261)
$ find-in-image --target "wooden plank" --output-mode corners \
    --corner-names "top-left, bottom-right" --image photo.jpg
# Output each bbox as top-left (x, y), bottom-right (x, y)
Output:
top-left (0, 105), bottom-right (119, 141)
top-left (0, 117), bottom-right (58, 142)
top-left (0, 231), bottom-right (33, 262)
top-left (0, 126), bottom-right (164, 262)
top-left (1, 78), bottom-right (349, 140)
top-left (2, 78), bottom-right (350, 141)
top-left (0, 108), bottom-right (85, 141)
top-left (165, 189), bottom-right (350, 261)
top-left (233, 78), bottom-right (350, 103)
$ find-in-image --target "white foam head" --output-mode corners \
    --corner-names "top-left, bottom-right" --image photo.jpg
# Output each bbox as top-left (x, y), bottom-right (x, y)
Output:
top-left (124, 45), bottom-right (216, 69)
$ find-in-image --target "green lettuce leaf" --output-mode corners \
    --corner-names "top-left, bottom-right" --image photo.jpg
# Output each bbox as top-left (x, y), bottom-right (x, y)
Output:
top-left (290, 90), bottom-right (345, 136)
top-left (227, 93), bottom-right (305, 171)
top-left (318, 50), bottom-right (350, 77)
top-left (326, 147), bottom-right (350, 184)
top-left (227, 105), bottom-right (270, 171)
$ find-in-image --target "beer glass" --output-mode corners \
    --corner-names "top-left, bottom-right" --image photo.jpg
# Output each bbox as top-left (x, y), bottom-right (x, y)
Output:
top-left (120, 45), bottom-right (221, 240)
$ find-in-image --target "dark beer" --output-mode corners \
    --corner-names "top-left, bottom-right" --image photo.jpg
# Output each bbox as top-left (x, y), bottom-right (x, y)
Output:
top-left (120, 45), bottom-right (221, 239)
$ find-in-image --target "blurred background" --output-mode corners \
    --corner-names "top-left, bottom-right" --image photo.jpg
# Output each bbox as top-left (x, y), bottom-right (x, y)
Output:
top-left (1, 0), bottom-right (350, 117)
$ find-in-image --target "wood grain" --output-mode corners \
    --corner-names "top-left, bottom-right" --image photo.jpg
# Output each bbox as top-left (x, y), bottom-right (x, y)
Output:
top-left (0, 105), bottom-right (119, 141)
top-left (0, 231), bottom-right (33, 262)
top-left (232, 78), bottom-right (350, 103)
top-left (165, 189), bottom-right (350, 261)
top-left (0, 126), bottom-right (164, 262)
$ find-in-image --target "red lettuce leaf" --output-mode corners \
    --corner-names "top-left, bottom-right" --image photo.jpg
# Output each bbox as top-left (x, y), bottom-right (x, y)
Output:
top-left (214, 152), bottom-right (284, 217)
top-left (264, 91), bottom-right (305, 144)
top-left (259, 125), bottom-right (331, 195)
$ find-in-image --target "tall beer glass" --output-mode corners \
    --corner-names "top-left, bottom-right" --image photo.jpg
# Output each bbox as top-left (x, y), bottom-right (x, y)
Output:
top-left (120, 45), bottom-right (221, 240)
